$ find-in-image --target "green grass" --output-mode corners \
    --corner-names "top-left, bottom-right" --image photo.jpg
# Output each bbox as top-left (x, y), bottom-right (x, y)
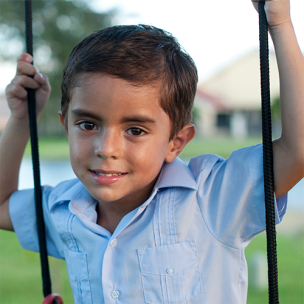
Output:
top-left (180, 135), bottom-right (262, 159)
top-left (246, 232), bottom-right (304, 304)
top-left (0, 229), bottom-right (303, 304)
top-left (24, 135), bottom-right (263, 160)
top-left (0, 230), bottom-right (74, 304)
top-left (24, 137), bottom-right (70, 160)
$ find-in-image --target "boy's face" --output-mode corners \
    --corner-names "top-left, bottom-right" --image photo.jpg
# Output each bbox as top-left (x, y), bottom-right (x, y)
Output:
top-left (60, 73), bottom-right (194, 208)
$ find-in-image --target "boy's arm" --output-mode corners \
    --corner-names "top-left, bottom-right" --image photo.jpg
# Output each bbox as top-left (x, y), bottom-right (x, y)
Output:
top-left (0, 53), bottom-right (51, 230)
top-left (253, 0), bottom-right (304, 198)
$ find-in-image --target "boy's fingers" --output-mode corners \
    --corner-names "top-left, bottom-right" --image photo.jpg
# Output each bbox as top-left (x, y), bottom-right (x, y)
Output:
top-left (15, 53), bottom-right (50, 91)
top-left (34, 72), bottom-right (46, 84)
top-left (16, 60), bottom-right (37, 76)
top-left (11, 75), bottom-right (40, 90)
top-left (34, 73), bottom-right (51, 92)
top-left (17, 53), bottom-right (33, 63)
top-left (6, 83), bottom-right (28, 100)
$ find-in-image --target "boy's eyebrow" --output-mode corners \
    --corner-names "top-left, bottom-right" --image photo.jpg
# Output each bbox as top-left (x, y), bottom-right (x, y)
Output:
top-left (71, 109), bottom-right (101, 120)
top-left (70, 109), bottom-right (156, 124)
top-left (120, 115), bottom-right (156, 124)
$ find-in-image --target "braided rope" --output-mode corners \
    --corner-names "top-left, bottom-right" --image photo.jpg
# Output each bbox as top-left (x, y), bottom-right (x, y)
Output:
top-left (258, 2), bottom-right (279, 303)
top-left (24, 0), bottom-right (52, 299)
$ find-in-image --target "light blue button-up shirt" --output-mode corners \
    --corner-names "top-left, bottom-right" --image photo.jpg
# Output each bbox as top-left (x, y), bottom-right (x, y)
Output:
top-left (9, 144), bottom-right (287, 304)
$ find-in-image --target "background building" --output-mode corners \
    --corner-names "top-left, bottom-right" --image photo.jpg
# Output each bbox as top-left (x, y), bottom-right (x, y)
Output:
top-left (194, 50), bottom-right (280, 138)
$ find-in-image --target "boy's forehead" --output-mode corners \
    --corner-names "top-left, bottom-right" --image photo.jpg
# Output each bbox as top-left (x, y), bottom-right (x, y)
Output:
top-left (71, 73), bottom-right (162, 105)
top-left (73, 72), bottom-right (161, 96)
top-left (69, 73), bottom-right (168, 120)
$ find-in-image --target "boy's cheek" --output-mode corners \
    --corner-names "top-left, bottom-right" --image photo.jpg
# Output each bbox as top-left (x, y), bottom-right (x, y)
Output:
top-left (68, 137), bottom-right (87, 165)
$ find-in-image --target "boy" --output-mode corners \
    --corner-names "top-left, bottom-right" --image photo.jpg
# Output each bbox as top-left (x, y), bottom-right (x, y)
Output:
top-left (0, 0), bottom-right (303, 303)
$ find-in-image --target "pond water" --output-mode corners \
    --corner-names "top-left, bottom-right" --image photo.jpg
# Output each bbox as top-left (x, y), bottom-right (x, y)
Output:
top-left (19, 157), bottom-right (303, 211)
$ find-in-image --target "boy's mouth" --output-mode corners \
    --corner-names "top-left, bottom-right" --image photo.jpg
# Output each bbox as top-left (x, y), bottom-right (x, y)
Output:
top-left (90, 169), bottom-right (127, 175)
top-left (94, 172), bottom-right (124, 177)
top-left (89, 170), bottom-right (127, 184)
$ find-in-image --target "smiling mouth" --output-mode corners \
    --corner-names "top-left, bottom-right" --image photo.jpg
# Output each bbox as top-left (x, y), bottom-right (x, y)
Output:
top-left (89, 170), bottom-right (127, 185)
top-left (94, 172), bottom-right (124, 177)
top-left (90, 169), bottom-right (127, 176)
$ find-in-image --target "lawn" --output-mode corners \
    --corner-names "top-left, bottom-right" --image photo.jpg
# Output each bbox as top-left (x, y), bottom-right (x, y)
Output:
top-left (24, 137), bottom-right (71, 160)
top-left (180, 135), bottom-right (263, 159)
top-left (246, 232), bottom-right (304, 304)
top-left (0, 230), bottom-right (74, 304)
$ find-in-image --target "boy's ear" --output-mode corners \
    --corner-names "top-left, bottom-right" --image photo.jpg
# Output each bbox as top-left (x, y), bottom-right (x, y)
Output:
top-left (165, 124), bottom-right (196, 163)
top-left (58, 111), bottom-right (68, 136)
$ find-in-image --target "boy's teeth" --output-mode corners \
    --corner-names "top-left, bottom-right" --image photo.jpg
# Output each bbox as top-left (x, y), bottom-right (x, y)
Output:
top-left (95, 172), bottom-right (122, 176)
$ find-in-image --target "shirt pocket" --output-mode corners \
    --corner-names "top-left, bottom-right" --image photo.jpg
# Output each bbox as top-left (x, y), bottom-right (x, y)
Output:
top-left (137, 241), bottom-right (202, 304)
top-left (64, 249), bottom-right (92, 304)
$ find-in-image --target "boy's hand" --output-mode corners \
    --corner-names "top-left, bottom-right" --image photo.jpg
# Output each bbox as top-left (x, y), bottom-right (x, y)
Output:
top-left (5, 53), bottom-right (51, 120)
top-left (251, 0), bottom-right (291, 30)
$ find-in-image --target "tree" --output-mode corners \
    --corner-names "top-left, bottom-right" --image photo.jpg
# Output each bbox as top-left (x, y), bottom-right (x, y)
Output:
top-left (0, 0), bottom-right (115, 135)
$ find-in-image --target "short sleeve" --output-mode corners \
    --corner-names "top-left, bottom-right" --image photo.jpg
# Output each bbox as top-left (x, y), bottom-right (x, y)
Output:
top-left (9, 186), bottom-right (64, 259)
top-left (189, 144), bottom-right (287, 249)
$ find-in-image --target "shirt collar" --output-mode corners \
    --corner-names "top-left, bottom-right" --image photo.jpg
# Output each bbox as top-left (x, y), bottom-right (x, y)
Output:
top-left (50, 180), bottom-right (95, 212)
top-left (155, 157), bottom-right (197, 190)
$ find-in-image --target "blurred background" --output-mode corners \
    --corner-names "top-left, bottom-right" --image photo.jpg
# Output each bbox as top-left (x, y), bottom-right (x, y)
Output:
top-left (0, 0), bottom-right (303, 303)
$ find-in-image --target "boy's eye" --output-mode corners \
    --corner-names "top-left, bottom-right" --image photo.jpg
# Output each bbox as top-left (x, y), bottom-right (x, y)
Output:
top-left (78, 122), bottom-right (97, 131)
top-left (126, 128), bottom-right (145, 136)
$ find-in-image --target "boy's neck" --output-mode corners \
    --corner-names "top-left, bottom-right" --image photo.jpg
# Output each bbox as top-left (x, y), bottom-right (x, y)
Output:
top-left (96, 177), bottom-right (157, 234)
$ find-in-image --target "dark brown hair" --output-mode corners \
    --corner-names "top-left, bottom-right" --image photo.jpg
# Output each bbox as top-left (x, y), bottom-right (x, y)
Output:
top-left (61, 24), bottom-right (198, 139)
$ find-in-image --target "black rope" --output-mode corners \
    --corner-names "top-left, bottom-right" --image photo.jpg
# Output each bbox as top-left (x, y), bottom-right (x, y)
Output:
top-left (24, 0), bottom-right (53, 298)
top-left (258, 2), bottom-right (279, 303)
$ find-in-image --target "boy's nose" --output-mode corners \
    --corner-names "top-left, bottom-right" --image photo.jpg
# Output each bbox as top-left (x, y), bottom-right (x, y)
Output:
top-left (95, 129), bottom-right (121, 159)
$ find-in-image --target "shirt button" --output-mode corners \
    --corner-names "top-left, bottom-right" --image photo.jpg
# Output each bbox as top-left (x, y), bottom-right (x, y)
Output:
top-left (71, 275), bottom-right (76, 281)
top-left (110, 239), bottom-right (117, 248)
top-left (111, 290), bottom-right (120, 299)
top-left (166, 268), bottom-right (174, 275)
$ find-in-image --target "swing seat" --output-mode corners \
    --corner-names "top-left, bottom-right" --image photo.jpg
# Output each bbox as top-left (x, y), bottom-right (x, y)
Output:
top-left (42, 294), bottom-right (63, 304)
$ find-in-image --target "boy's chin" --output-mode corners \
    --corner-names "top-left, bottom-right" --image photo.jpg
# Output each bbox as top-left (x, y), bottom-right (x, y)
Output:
top-left (88, 189), bottom-right (122, 203)
top-left (87, 186), bottom-right (136, 205)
